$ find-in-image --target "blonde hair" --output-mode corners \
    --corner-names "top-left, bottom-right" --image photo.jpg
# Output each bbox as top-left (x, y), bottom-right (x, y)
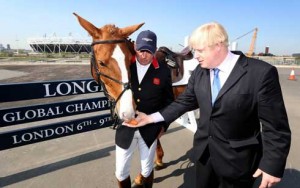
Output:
top-left (189, 22), bottom-right (229, 49)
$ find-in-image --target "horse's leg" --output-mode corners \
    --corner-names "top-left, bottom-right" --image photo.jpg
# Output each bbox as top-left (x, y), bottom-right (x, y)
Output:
top-left (152, 86), bottom-right (186, 171)
top-left (154, 139), bottom-right (165, 170)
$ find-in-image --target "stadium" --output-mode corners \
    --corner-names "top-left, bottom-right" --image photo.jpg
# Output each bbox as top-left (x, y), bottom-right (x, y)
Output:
top-left (27, 33), bottom-right (92, 53)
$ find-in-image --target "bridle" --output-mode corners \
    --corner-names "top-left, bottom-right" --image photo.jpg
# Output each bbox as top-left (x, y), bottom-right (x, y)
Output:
top-left (90, 38), bottom-right (135, 128)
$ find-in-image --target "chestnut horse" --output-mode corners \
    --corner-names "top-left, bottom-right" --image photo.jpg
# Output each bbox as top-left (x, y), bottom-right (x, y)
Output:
top-left (73, 12), bottom-right (196, 184)
top-left (74, 13), bottom-right (141, 123)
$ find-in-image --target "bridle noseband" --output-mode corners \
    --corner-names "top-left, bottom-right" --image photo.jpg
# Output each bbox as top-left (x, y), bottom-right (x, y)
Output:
top-left (90, 38), bottom-right (135, 128)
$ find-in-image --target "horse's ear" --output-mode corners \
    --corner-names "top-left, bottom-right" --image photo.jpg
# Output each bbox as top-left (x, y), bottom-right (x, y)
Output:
top-left (73, 12), bottom-right (101, 38)
top-left (119, 23), bottom-right (145, 38)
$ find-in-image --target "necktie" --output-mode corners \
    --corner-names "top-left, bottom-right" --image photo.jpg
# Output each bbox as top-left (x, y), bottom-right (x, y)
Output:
top-left (212, 68), bottom-right (221, 105)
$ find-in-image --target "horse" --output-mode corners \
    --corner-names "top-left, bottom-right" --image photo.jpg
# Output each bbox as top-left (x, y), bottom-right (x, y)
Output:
top-left (73, 12), bottom-right (197, 185)
top-left (73, 13), bottom-right (142, 124)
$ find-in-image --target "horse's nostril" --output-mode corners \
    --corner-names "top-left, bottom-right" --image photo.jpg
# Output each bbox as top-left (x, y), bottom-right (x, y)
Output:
top-left (122, 112), bottom-right (129, 120)
top-left (122, 112), bottom-right (134, 121)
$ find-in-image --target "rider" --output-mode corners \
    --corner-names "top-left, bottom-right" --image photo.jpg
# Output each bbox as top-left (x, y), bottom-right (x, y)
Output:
top-left (115, 30), bottom-right (174, 188)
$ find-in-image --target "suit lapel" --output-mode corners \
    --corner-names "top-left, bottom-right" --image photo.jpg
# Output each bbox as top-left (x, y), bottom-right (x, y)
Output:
top-left (203, 68), bottom-right (212, 101)
top-left (200, 68), bottom-right (214, 110)
top-left (131, 63), bottom-right (138, 84)
top-left (140, 62), bottom-right (157, 85)
top-left (216, 54), bottom-right (248, 102)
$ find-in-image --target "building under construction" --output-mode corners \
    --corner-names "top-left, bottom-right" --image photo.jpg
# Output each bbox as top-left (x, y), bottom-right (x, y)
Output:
top-left (27, 33), bottom-right (91, 53)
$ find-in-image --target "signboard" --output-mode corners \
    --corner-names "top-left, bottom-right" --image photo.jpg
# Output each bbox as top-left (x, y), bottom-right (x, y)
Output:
top-left (1, 97), bottom-right (110, 127)
top-left (0, 79), bottom-right (114, 151)
top-left (0, 78), bottom-right (102, 102)
top-left (0, 114), bottom-right (112, 151)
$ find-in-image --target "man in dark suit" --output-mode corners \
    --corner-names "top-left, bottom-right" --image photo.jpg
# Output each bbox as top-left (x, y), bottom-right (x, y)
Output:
top-left (127, 23), bottom-right (291, 188)
top-left (115, 30), bottom-right (174, 188)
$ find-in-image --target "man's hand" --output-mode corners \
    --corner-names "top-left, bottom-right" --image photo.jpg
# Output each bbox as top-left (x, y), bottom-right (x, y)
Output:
top-left (253, 168), bottom-right (281, 188)
top-left (123, 111), bottom-right (154, 128)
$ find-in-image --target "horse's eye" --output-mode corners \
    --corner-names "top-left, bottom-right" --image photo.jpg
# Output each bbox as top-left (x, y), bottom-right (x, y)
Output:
top-left (99, 61), bottom-right (106, 67)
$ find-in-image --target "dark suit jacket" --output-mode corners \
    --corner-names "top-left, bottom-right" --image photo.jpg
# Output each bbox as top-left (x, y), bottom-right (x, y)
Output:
top-left (116, 57), bottom-right (174, 149)
top-left (160, 51), bottom-right (291, 179)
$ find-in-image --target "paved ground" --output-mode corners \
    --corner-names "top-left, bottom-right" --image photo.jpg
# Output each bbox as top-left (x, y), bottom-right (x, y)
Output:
top-left (0, 63), bottom-right (300, 188)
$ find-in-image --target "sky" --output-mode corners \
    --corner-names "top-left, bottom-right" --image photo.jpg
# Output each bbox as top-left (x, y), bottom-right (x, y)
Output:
top-left (0, 0), bottom-right (299, 56)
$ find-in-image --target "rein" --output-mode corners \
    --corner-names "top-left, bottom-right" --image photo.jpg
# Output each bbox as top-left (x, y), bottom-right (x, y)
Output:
top-left (90, 38), bottom-right (135, 129)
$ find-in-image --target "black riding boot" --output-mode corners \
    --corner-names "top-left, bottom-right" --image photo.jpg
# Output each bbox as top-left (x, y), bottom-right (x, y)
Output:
top-left (117, 176), bottom-right (131, 188)
top-left (143, 171), bottom-right (154, 188)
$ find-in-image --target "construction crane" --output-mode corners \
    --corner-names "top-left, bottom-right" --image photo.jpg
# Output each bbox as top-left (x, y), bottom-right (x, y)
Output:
top-left (232, 28), bottom-right (258, 57)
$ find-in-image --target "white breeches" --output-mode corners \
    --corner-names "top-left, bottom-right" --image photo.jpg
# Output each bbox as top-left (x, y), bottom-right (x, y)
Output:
top-left (115, 130), bottom-right (157, 181)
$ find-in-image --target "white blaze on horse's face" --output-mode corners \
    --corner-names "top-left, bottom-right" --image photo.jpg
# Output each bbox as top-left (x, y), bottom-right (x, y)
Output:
top-left (112, 45), bottom-right (135, 120)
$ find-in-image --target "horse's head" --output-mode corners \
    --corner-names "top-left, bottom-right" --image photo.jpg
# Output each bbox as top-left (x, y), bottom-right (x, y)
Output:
top-left (73, 13), bottom-right (144, 121)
